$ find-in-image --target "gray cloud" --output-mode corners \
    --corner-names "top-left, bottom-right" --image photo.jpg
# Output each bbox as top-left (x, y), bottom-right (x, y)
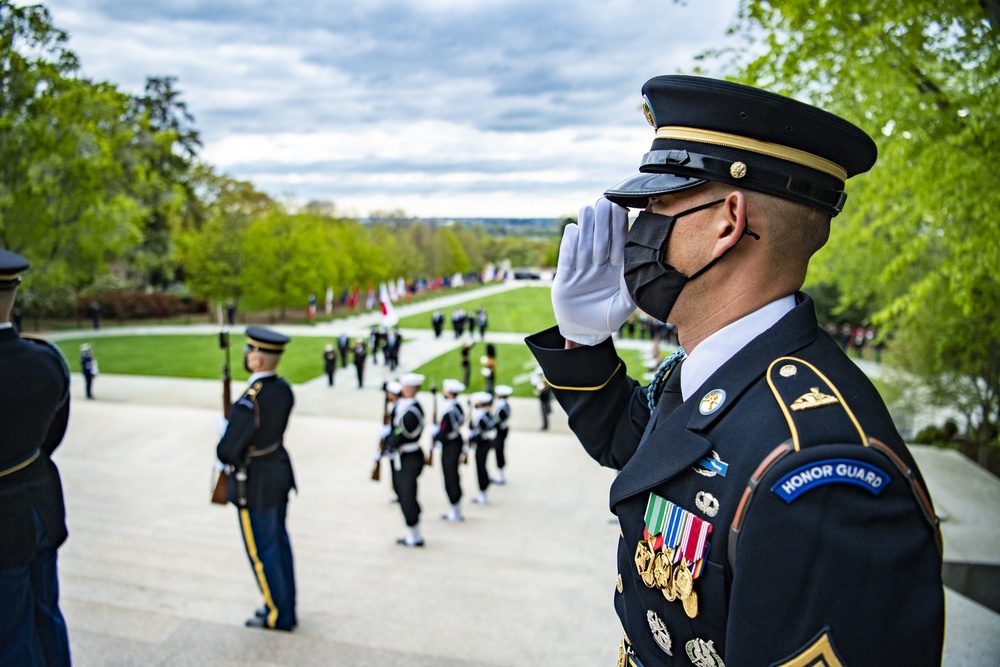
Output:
top-left (41, 0), bottom-right (741, 216)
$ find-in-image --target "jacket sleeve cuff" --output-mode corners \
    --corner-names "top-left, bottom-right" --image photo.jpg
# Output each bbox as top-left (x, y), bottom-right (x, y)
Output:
top-left (525, 326), bottom-right (622, 391)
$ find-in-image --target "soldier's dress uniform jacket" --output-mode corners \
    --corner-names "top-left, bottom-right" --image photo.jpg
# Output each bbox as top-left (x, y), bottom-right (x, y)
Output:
top-left (385, 398), bottom-right (425, 527)
top-left (527, 293), bottom-right (944, 667)
top-left (217, 372), bottom-right (297, 630)
top-left (492, 397), bottom-right (511, 470)
top-left (435, 398), bottom-right (466, 505)
top-left (0, 327), bottom-right (72, 665)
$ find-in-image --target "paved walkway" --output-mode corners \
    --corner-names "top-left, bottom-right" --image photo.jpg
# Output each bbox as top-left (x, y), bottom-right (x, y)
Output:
top-left (43, 282), bottom-right (1000, 665)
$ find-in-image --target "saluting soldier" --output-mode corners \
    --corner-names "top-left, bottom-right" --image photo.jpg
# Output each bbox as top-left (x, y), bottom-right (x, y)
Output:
top-left (468, 391), bottom-right (497, 505)
top-left (490, 385), bottom-right (512, 485)
top-left (527, 76), bottom-right (944, 666)
top-left (385, 373), bottom-right (427, 547)
top-left (217, 327), bottom-right (298, 632)
top-left (0, 250), bottom-right (72, 666)
top-left (430, 379), bottom-right (467, 522)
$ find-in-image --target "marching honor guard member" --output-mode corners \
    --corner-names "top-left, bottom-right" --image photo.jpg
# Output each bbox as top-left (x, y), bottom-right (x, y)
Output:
top-left (527, 76), bottom-right (944, 666)
top-left (490, 385), bottom-right (512, 484)
top-left (430, 379), bottom-right (467, 522)
top-left (468, 391), bottom-right (497, 505)
top-left (0, 250), bottom-right (72, 666)
top-left (385, 373), bottom-right (427, 546)
top-left (217, 327), bottom-right (298, 631)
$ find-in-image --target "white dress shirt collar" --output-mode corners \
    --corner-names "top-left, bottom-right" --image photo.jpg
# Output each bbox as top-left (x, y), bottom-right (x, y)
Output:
top-left (247, 371), bottom-right (276, 385)
top-left (680, 295), bottom-right (796, 401)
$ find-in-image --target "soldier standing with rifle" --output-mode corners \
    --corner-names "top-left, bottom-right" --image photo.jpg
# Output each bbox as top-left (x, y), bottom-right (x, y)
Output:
top-left (383, 373), bottom-right (427, 547)
top-left (0, 250), bottom-right (72, 666)
top-left (429, 379), bottom-right (467, 522)
top-left (217, 327), bottom-right (298, 632)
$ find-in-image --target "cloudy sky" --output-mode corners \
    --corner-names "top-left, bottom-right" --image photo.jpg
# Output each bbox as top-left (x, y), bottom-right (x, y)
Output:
top-left (42, 0), bottom-right (744, 219)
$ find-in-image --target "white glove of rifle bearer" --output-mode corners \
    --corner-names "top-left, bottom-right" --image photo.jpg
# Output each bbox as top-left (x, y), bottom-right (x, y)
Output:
top-left (552, 198), bottom-right (636, 345)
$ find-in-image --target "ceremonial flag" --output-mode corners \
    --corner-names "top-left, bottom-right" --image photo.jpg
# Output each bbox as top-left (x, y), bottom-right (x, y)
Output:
top-left (379, 283), bottom-right (399, 327)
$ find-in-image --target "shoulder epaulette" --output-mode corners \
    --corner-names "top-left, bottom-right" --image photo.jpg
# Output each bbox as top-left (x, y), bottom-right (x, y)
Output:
top-left (765, 356), bottom-right (867, 451)
top-left (19, 334), bottom-right (71, 402)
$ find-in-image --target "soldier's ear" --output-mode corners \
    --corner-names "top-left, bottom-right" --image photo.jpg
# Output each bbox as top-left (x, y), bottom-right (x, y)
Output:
top-left (711, 191), bottom-right (748, 259)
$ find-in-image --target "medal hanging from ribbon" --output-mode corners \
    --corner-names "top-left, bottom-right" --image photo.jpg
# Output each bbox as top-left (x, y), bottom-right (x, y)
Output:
top-left (638, 493), bottom-right (714, 619)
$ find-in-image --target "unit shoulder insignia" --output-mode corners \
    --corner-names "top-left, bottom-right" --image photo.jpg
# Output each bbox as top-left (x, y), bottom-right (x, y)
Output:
top-left (790, 387), bottom-right (839, 412)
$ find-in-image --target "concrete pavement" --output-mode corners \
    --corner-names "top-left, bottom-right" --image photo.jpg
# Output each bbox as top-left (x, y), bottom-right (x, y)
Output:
top-left (42, 282), bottom-right (1000, 665)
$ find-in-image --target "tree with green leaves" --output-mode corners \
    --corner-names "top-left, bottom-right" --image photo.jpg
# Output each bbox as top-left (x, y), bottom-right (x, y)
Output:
top-left (717, 0), bottom-right (999, 459)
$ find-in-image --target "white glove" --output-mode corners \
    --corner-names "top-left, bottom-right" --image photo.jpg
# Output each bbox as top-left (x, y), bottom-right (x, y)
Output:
top-left (381, 424), bottom-right (392, 438)
top-left (552, 198), bottom-right (636, 345)
top-left (429, 425), bottom-right (441, 439)
top-left (217, 416), bottom-right (229, 438)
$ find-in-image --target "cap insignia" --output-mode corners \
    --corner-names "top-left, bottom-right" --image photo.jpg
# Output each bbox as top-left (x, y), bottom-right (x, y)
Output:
top-left (642, 96), bottom-right (656, 128)
top-left (730, 161), bottom-right (748, 179)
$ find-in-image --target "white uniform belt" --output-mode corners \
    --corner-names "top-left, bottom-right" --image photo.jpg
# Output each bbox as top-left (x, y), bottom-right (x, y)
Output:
top-left (398, 443), bottom-right (422, 454)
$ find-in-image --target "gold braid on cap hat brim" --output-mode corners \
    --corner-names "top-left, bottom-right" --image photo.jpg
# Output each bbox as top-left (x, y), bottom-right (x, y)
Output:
top-left (246, 338), bottom-right (286, 351)
top-left (655, 126), bottom-right (847, 182)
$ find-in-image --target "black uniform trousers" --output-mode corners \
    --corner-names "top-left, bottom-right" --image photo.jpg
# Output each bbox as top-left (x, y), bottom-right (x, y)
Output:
top-left (473, 437), bottom-right (493, 492)
top-left (493, 427), bottom-right (508, 470)
top-left (238, 504), bottom-right (296, 631)
top-left (0, 512), bottom-right (70, 667)
top-left (391, 450), bottom-right (424, 527)
top-left (440, 440), bottom-right (464, 504)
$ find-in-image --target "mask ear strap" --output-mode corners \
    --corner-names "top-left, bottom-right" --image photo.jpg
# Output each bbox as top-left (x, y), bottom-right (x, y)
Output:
top-left (687, 214), bottom-right (760, 281)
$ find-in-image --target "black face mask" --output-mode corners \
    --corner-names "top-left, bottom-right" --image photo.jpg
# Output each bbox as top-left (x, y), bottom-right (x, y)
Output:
top-left (623, 199), bottom-right (757, 322)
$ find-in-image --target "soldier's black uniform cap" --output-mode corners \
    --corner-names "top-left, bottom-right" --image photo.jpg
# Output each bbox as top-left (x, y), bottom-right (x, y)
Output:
top-left (604, 75), bottom-right (877, 216)
top-left (246, 327), bottom-right (290, 352)
top-left (0, 249), bottom-right (29, 291)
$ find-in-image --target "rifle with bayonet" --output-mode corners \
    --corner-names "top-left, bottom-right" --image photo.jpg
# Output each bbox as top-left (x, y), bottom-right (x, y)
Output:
top-left (425, 381), bottom-right (438, 466)
top-left (371, 382), bottom-right (392, 481)
top-left (211, 330), bottom-right (232, 504)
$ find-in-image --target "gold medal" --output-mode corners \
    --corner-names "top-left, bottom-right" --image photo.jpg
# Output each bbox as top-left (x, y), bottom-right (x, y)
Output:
top-left (652, 552), bottom-right (672, 590)
top-left (673, 562), bottom-right (694, 600)
top-left (682, 590), bottom-right (699, 619)
top-left (662, 577), bottom-right (677, 601)
top-left (634, 540), bottom-right (656, 588)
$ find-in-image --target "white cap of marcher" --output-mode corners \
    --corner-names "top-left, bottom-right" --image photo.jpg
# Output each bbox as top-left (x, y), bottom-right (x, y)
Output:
top-left (385, 380), bottom-right (403, 394)
top-left (472, 391), bottom-right (493, 405)
top-left (495, 385), bottom-right (513, 397)
top-left (400, 373), bottom-right (425, 387)
top-left (443, 379), bottom-right (465, 394)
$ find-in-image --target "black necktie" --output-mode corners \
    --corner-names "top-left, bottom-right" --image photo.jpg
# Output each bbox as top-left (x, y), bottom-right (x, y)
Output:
top-left (654, 362), bottom-right (684, 428)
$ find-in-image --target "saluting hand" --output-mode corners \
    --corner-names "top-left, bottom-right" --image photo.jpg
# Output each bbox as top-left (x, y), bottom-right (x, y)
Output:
top-left (552, 198), bottom-right (636, 345)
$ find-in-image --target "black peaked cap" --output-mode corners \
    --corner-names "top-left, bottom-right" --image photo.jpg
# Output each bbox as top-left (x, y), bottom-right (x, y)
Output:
top-left (0, 249), bottom-right (29, 291)
top-left (604, 76), bottom-right (877, 216)
top-left (246, 326), bottom-right (290, 352)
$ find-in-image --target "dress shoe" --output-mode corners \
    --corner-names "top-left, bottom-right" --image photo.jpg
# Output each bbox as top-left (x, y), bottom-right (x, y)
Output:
top-left (253, 606), bottom-right (297, 628)
top-left (245, 617), bottom-right (292, 631)
top-left (396, 537), bottom-right (425, 547)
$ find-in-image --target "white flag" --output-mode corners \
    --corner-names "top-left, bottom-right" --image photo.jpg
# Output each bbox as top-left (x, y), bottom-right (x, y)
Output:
top-left (379, 283), bottom-right (399, 327)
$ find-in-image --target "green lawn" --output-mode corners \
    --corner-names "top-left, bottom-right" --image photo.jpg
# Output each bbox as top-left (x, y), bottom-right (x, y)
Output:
top-left (409, 341), bottom-right (647, 398)
top-left (54, 335), bottom-right (335, 384)
top-left (397, 285), bottom-right (556, 334)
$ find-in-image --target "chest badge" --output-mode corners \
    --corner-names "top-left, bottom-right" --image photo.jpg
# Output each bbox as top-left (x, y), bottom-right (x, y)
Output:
top-left (693, 450), bottom-right (729, 477)
top-left (646, 610), bottom-right (673, 656)
top-left (699, 389), bottom-right (726, 415)
top-left (695, 491), bottom-right (719, 518)
top-left (686, 638), bottom-right (725, 666)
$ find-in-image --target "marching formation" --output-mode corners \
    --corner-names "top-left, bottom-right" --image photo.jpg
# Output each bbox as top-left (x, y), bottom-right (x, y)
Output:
top-left (372, 373), bottom-right (515, 546)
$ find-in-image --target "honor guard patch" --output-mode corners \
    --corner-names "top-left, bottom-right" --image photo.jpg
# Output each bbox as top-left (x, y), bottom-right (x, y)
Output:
top-left (699, 389), bottom-right (726, 415)
top-left (772, 458), bottom-right (891, 503)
